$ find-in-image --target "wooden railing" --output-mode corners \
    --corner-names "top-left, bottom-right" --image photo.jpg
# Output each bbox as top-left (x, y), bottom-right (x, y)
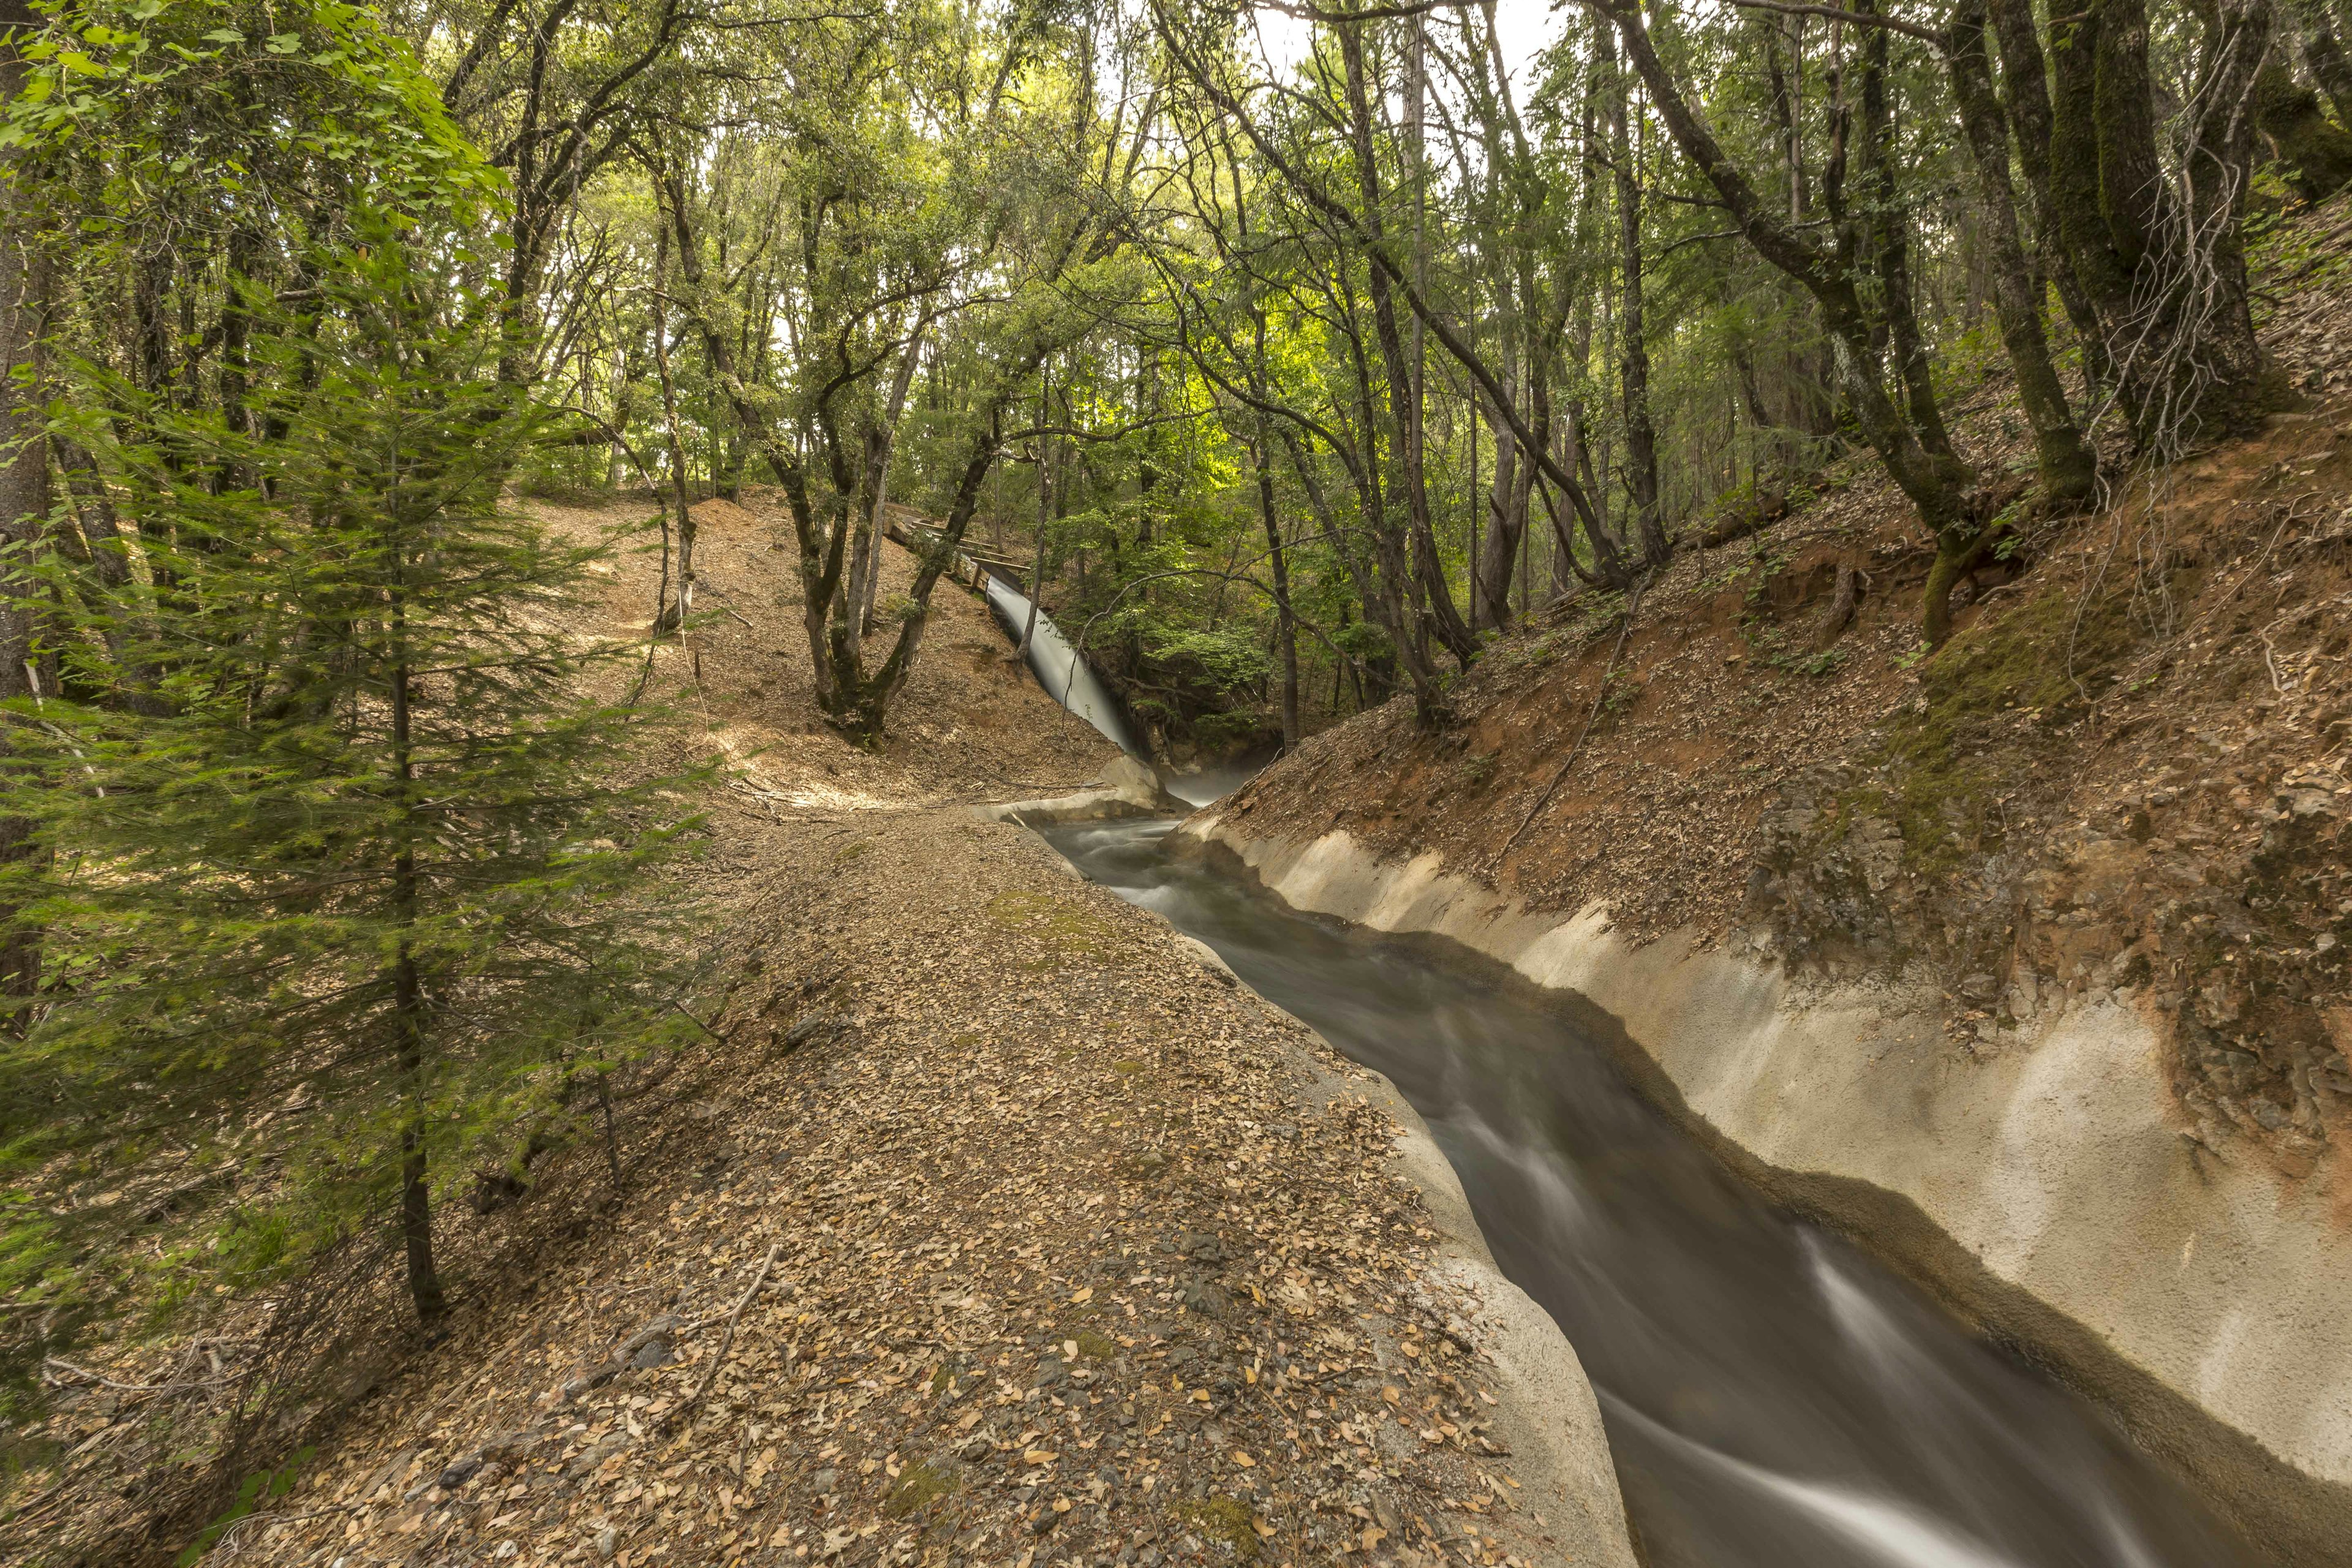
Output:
top-left (879, 506), bottom-right (1026, 595)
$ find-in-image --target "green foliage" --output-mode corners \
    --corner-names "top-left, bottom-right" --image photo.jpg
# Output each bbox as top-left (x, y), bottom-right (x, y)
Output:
top-left (1145, 627), bottom-right (1274, 695)
top-left (4, 0), bottom-right (503, 227)
top-left (0, 227), bottom-right (707, 1374)
top-left (1771, 646), bottom-right (1849, 679)
top-left (175, 1446), bottom-right (313, 1565)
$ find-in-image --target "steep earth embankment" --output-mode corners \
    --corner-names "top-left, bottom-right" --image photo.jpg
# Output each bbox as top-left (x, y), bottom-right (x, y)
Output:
top-left (1192, 206), bottom-right (2352, 1564)
top-left (15, 493), bottom-right (1637, 1568)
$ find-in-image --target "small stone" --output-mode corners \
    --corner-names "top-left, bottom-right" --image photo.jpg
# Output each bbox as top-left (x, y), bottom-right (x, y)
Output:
top-left (1034, 1356), bottom-right (1068, 1387)
top-left (812, 1468), bottom-right (838, 1493)
top-left (783, 1011), bottom-right (846, 1052)
top-left (594, 1525), bottom-right (617, 1560)
top-left (1177, 1231), bottom-right (1228, 1264)
top-left (1180, 1281), bottom-right (1230, 1317)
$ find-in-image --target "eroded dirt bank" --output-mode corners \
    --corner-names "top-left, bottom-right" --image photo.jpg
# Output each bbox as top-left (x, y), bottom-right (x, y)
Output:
top-left (30, 497), bottom-right (1634, 1568)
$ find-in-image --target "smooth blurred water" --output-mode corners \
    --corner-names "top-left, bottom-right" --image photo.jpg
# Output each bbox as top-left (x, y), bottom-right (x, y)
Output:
top-left (982, 576), bottom-right (1142, 756)
top-left (1040, 817), bottom-right (2256, 1568)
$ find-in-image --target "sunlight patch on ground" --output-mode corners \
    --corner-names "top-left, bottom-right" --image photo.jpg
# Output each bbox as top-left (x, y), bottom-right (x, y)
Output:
top-left (707, 726), bottom-right (916, 813)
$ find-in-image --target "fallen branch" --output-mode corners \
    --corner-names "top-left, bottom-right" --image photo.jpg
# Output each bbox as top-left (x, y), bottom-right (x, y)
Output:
top-left (41, 1357), bottom-right (228, 1398)
top-left (559, 1313), bottom-right (686, 1403)
top-left (668, 1243), bottom-right (782, 1431)
top-left (1493, 583), bottom-right (1645, 867)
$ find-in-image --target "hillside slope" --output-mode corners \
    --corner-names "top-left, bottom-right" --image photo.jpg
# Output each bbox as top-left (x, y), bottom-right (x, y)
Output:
top-left (12, 494), bottom-right (1632, 1568)
top-left (1197, 200), bottom-right (2352, 1562)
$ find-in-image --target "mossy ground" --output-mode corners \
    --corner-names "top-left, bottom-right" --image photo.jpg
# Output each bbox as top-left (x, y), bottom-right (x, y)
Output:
top-left (1857, 579), bottom-right (2147, 878)
top-left (986, 889), bottom-right (1123, 971)
top-left (881, 1459), bottom-right (958, 1519)
top-left (1170, 1494), bottom-right (1263, 1561)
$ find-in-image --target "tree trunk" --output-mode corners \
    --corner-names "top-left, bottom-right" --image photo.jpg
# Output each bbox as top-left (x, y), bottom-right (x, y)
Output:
top-left (1858, 13), bottom-right (1954, 462)
top-left (387, 595), bottom-right (447, 1327)
top-left (2256, 42), bottom-right (2352, 201)
top-left (2180, 0), bottom-right (2274, 433)
top-left (1017, 379), bottom-right (1050, 661)
top-left (2048, 0), bottom-right (2271, 444)
top-left (1336, 22), bottom-right (1480, 675)
top-left (2281, 0), bottom-right (2352, 124)
top-left (1474, 380), bottom-right (1525, 630)
top-left (1602, 26), bottom-right (1668, 568)
top-left (853, 312), bottom-right (930, 640)
top-left (0, 0), bottom-right (48, 1028)
top-left (1947, 0), bottom-right (2098, 505)
top-left (1983, 0), bottom-right (2111, 388)
top-left (650, 225), bottom-right (695, 638)
top-left (1254, 432), bottom-right (1301, 748)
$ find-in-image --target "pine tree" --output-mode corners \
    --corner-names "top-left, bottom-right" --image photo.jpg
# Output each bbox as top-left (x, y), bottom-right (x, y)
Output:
top-left (1, 225), bottom-right (706, 1337)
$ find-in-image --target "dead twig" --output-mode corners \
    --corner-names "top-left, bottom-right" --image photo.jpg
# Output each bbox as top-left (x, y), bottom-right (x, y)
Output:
top-left (211, 1504), bottom-right (357, 1563)
top-left (668, 998), bottom-right (731, 1042)
top-left (666, 1243), bottom-right (781, 1431)
top-left (41, 1356), bottom-right (228, 1398)
top-left (1494, 582), bottom-right (1645, 867)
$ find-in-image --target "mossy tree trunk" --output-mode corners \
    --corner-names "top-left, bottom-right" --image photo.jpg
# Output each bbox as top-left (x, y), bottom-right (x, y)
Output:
top-left (0, 0), bottom-right (48, 1031)
top-left (1985, 0), bottom-right (2114, 392)
top-left (1601, 24), bottom-right (1668, 571)
top-left (1947, 0), bottom-right (2100, 508)
top-left (2255, 48), bottom-right (2352, 201)
top-left (2048, 0), bottom-right (2274, 448)
top-left (2280, 0), bottom-right (2352, 126)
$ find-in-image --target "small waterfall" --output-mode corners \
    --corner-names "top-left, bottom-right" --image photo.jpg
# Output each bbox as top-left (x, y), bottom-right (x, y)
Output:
top-left (982, 575), bottom-right (1144, 758)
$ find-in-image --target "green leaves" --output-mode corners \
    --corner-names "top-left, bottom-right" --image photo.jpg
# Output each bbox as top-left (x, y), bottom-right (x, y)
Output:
top-left (2, 0), bottom-right (508, 230)
top-left (2, 227), bottom-right (709, 1387)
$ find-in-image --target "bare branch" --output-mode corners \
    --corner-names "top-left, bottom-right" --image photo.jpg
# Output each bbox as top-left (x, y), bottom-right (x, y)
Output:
top-left (1720, 0), bottom-right (1946, 45)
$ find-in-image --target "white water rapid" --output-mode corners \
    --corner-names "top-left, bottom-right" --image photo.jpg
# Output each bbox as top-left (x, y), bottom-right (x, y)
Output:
top-left (982, 575), bottom-right (1142, 758)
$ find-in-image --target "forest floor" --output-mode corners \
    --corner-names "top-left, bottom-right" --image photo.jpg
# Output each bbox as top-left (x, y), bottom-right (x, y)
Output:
top-left (16, 490), bottom-right (1590, 1568)
top-left (1218, 190), bottom-right (2352, 1179)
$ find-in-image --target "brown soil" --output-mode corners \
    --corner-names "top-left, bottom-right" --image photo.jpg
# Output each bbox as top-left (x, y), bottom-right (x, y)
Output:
top-left (16, 489), bottom-right (1575, 1568)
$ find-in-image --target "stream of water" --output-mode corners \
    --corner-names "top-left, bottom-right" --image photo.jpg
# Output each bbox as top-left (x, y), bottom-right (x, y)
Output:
top-left (1039, 816), bottom-right (2256, 1568)
top-left (982, 576), bottom-right (1143, 757)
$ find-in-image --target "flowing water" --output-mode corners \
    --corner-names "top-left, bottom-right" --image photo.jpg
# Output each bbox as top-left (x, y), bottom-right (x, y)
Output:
top-left (982, 576), bottom-right (1143, 756)
top-left (1039, 816), bottom-right (2258, 1568)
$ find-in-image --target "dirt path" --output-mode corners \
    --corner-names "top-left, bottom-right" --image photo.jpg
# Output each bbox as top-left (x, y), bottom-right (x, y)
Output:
top-left (229, 494), bottom-right (1594, 1568)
